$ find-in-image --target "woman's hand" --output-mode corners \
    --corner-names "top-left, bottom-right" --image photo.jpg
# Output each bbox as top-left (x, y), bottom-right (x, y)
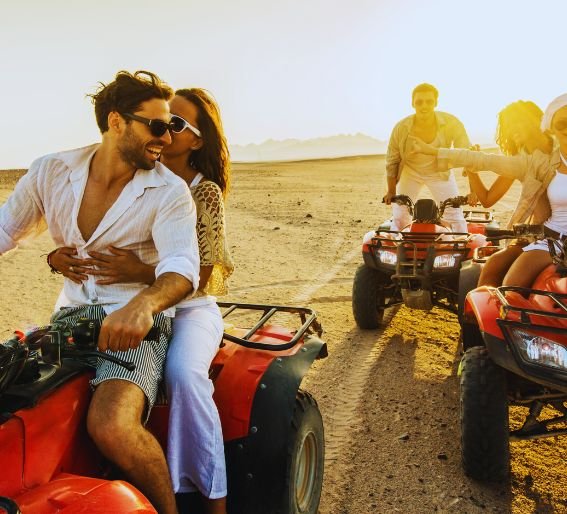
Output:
top-left (466, 192), bottom-right (479, 206)
top-left (49, 247), bottom-right (91, 284)
top-left (407, 136), bottom-right (438, 156)
top-left (87, 246), bottom-right (155, 285)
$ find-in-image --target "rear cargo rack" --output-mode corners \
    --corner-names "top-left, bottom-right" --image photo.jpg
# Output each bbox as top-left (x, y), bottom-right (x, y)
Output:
top-left (462, 209), bottom-right (494, 223)
top-left (217, 302), bottom-right (323, 351)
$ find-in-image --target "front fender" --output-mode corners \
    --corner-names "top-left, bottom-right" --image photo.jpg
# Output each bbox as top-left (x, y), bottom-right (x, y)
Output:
top-left (224, 335), bottom-right (326, 514)
top-left (464, 287), bottom-right (504, 339)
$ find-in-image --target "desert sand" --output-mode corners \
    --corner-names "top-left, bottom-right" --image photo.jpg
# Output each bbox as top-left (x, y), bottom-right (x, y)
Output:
top-left (0, 156), bottom-right (565, 513)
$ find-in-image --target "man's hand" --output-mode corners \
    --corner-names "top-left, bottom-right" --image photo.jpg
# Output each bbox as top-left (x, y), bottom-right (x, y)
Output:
top-left (382, 191), bottom-right (396, 205)
top-left (466, 192), bottom-right (479, 207)
top-left (98, 303), bottom-right (154, 352)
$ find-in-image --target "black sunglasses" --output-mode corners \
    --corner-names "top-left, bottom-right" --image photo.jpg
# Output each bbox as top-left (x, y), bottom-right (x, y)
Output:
top-left (122, 112), bottom-right (174, 137)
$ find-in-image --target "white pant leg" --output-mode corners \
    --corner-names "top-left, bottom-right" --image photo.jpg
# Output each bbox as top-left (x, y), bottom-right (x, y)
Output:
top-left (166, 302), bottom-right (227, 498)
top-left (391, 168), bottom-right (425, 230)
top-left (424, 171), bottom-right (467, 233)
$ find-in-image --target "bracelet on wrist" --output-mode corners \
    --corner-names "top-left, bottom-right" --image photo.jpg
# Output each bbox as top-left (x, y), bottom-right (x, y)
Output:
top-left (45, 249), bottom-right (62, 274)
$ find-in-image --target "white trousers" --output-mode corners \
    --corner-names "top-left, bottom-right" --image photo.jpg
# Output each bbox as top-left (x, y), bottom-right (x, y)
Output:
top-left (166, 301), bottom-right (227, 499)
top-left (392, 166), bottom-right (467, 232)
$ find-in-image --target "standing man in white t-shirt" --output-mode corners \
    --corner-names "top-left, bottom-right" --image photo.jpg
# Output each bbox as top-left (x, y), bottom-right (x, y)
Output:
top-left (383, 83), bottom-right (471, 231)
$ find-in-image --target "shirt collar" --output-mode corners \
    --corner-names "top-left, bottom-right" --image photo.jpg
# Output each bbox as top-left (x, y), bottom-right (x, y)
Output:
top-left (399, 111), bottom-right (450, 129)
top-left (61, 143), bottom-right (168, 191)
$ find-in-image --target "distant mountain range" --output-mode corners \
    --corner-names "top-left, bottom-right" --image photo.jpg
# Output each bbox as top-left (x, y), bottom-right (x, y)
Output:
top-left (229, 133), bottom-right (388, 162)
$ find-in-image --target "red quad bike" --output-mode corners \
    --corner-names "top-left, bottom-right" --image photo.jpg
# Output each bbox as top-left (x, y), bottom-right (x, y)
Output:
top-left (352, 194), bottom-right (499, 328)
top-left (0, 302), bottom-right (327, 514)
top-left (459, 225), bottom-right (567, 481)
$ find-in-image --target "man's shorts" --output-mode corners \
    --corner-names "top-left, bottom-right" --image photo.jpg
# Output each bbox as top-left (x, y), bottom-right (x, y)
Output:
top-left (50, 305), bottom-right (171, 419)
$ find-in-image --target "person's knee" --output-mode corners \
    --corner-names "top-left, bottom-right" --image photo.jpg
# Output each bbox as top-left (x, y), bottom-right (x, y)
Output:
top-left (87, 381), bottom-right (145, 453)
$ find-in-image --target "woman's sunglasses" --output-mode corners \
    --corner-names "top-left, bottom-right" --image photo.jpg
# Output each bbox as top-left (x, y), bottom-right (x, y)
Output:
top-left (122, 112), bottom-right (202, 138)
top-left (170, 115), bottom-right (202, 138)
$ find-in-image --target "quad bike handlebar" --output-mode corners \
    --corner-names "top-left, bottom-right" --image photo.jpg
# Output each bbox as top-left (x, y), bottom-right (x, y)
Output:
top-left (485, 223), bottom-right (545, 241)
top-left (0, 319), bottom-right (155, 393)
top-left (439, 196), bottom-right (469, 216)
top-left (386, 195), bottom-right (470, 222)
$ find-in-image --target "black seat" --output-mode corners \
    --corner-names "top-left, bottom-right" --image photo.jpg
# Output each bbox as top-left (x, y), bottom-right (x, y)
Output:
top-left (414, 199), bottom-right (439, 223)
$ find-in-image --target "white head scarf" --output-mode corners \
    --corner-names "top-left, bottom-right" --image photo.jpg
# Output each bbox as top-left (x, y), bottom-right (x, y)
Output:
top-left (541, 93), bottom-right (567, 131)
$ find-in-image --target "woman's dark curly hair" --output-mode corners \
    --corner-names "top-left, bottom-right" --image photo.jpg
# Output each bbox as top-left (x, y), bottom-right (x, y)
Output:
top-left (176, 88), bottom-right (231, 197)
top-left (496, 100), bottom-right (545, 156)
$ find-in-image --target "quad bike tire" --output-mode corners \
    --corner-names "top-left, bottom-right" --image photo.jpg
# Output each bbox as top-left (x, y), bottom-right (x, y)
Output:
top-left (279, 390), bottom-right (325, 514)
top-left (460, 346), bottom-right (510, 481)
top-left (352, 264), bottom-right (387, 329)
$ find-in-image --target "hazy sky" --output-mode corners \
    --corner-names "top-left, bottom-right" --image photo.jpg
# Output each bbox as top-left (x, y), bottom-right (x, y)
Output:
top-left (1, 0), bottom-right (565, 168)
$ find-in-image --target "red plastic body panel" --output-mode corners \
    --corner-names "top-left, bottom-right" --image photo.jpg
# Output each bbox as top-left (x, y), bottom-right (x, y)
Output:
top-left (533, 264), bottom-right (567, 296)
top-left (0, 374), bottom-right (111, 505)
top-left (466, 267), bottom-right (567, 341)
top-left (14, 474), bottom-right (154, 513)
top-left (148, 325), bottom-right (305, 444)
top-left (0, 416), bottom-right (25, 497)
top-left (467, 222), bottom-right (487, 235)
top-left (464, 287), bottom-right (504, 338)
top-left (1, 322), bottom-right (306, 511)
top-left (215, 326), bottom-right (303, 441)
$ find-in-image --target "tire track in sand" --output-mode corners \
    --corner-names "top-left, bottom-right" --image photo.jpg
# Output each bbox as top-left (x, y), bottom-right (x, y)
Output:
top-left (289, 248), bottom-right (399, 512)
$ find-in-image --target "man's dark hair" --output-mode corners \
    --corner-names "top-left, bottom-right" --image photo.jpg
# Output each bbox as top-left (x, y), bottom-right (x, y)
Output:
top-left (411, 83), bottom-right (439, 101)
top-left (89, 70), bottom-right (173, 133)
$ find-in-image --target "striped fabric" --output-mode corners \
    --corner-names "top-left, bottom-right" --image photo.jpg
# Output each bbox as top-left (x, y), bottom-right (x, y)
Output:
top-left (51, 305), bottom-right (171, 420)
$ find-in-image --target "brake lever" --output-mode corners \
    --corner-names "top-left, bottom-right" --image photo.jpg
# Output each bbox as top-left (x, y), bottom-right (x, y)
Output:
top-left (63, 348), bottom-right (136, 372)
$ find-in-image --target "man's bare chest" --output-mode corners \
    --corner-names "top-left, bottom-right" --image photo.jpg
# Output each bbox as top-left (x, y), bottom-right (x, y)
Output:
top-left (77, 182), bottom-right (123, 242)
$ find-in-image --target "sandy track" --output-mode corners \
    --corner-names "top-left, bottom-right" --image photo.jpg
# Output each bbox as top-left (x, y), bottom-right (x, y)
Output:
top-left (1, 156), bottom-right (566, 513)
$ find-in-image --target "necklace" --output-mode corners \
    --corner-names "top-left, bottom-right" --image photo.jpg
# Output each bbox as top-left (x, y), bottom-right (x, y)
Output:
top-left (561, 152), bottom-right (567, 168)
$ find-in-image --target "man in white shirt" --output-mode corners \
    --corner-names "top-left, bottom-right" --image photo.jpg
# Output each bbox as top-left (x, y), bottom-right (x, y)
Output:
top-left (383, 83), bottom-right (471, 232)
top-left (0, 71), bottom-right (199, 514)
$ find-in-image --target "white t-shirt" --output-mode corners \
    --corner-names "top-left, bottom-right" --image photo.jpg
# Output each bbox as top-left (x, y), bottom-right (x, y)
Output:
top-left (544, 172), bottom-right (567, 234)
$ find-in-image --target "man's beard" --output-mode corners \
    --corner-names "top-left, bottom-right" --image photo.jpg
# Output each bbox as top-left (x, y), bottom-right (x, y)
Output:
top-left (117, 125), bottom-right (156, 171)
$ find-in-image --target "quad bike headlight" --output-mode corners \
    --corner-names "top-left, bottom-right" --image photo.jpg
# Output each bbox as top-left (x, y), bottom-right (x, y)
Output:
top-left (509, 328), bottom-right (567, 371)
top-left (376, 249), bottom-right (397, 265)
top-left (433, 253), bottom-right (461, 269)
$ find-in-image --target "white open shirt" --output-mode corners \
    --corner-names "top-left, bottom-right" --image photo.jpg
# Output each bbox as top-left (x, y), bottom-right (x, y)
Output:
top-left (0, 144), bottom-right (200, 316)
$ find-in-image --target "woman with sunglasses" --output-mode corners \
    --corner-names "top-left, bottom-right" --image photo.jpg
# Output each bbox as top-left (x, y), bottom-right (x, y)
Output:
top-left (410, 94), bottom-right (567, 290)
top-left (50, 88), bottom-right (233, 514)
top-left (464, 100), bottom-right (552, 286)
